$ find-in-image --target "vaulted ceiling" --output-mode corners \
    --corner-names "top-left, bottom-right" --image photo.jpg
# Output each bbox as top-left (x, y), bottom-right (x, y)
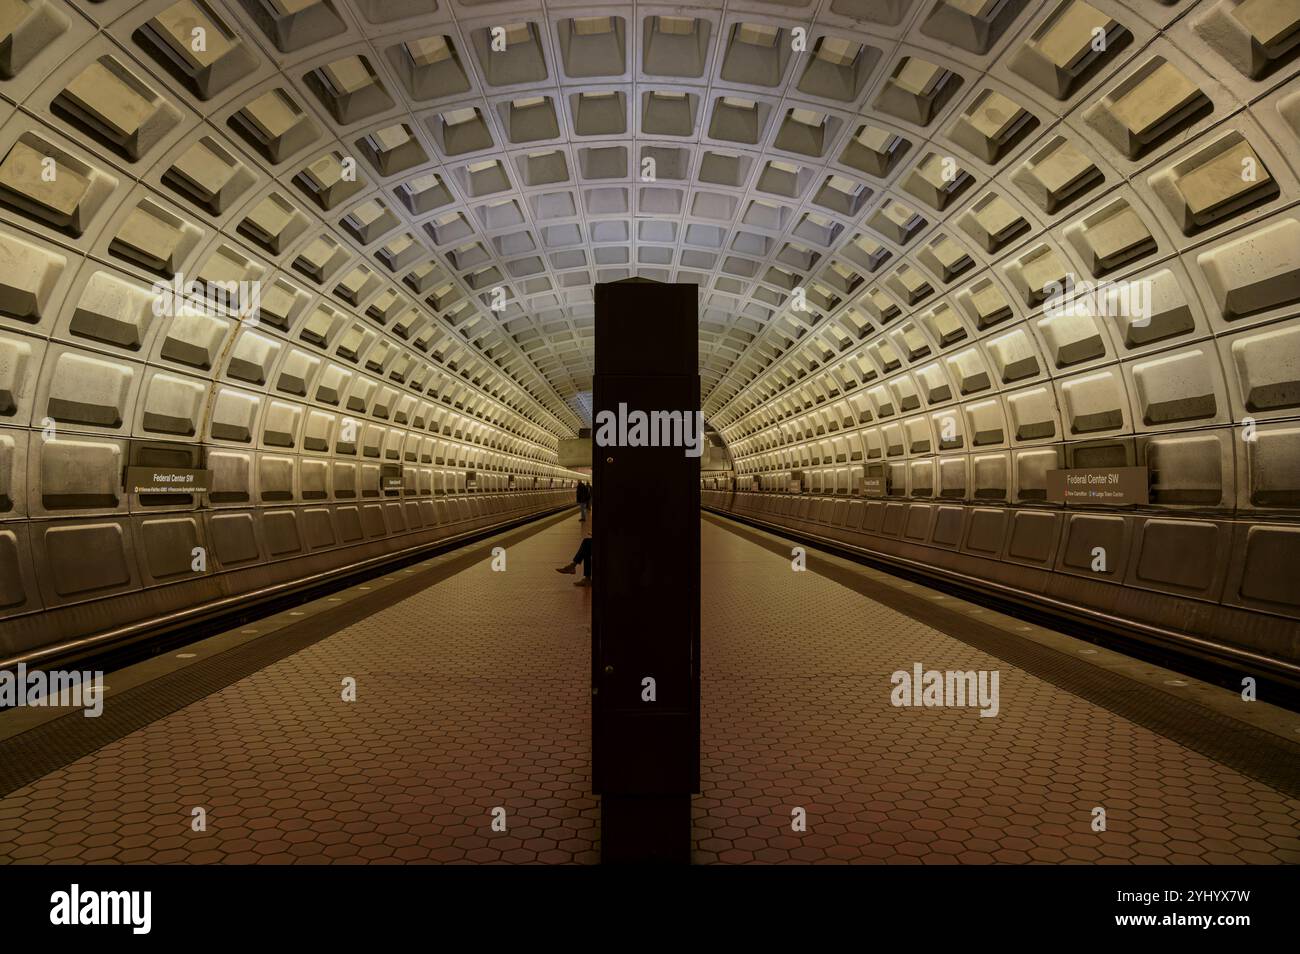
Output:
top-left (2, 0), bottom-right (1296, 447)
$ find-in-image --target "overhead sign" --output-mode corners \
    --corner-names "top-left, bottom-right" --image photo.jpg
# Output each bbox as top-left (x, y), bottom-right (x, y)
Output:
top-left (126, 467), bottom-right (211, 495)
top-left (1046, 467), bottom-right (1149, 505)
top-left (382, 476), bottom-right (404, 490)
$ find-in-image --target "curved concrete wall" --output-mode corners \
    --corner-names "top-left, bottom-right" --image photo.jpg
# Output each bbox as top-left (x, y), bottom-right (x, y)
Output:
top-left (0, 0), bottom-right (596, 663)
top-left (695, 0), bottom-right (1300, 672)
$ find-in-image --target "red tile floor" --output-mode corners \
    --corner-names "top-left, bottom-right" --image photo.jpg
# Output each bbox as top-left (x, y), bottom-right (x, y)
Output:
top-left (0, 514), bottom-right (598, 864)
top-left (695, 518), bottom-right (1300, 864)
top-left (0, 514), bottom-right (1296, 864)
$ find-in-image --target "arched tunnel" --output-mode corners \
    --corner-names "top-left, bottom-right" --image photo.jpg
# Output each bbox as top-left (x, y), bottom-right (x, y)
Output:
top-left (0, 0), bottom-right (1297, 926)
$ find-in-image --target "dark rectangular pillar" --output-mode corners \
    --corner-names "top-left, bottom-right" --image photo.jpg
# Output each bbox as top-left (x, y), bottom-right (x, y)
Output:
top-left (592, 280), bottom-right (700, 864)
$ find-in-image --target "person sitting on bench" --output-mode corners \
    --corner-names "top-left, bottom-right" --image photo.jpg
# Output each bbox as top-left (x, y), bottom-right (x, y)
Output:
top-left (556, 537), bottom-right (592, 587)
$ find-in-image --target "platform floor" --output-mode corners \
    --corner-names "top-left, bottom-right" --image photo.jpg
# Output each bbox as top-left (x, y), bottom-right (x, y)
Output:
top-left (695, 516), bottom-right (1300, 864)
top-left (0, 513), bottom-right (598, 864)
top-left (1, 513), bottom-right (1297, 864)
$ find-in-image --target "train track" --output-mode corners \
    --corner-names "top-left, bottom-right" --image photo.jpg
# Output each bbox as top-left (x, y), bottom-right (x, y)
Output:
top-left (704, 507), bottom-right (1300, 711)
top-left (0, 506), bottom-right (575, 683)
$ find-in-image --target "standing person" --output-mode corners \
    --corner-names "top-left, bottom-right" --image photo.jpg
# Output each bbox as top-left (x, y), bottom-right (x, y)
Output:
top-left (576, 480), bottom-right (591, 522)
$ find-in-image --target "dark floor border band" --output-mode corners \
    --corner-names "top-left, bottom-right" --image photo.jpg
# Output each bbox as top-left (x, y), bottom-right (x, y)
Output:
top-left (0, 508), bottom-right (576, 799)
top-left (705, 511), bottom-right (1300, 800)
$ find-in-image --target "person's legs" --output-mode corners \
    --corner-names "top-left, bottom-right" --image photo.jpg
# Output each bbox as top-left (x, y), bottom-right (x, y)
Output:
top-left (579, 501), bottom-right (588, 521)
top-left (556, 537), bottom-right (593, 580)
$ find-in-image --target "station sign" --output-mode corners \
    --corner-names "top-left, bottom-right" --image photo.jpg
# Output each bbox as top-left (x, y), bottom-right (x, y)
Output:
top-left (858, 475), bottom-right (886, 497)
top-left (126, 467), bottom-right (212, 494)
top-left (1046, 467), bottom-right (1149, 505)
